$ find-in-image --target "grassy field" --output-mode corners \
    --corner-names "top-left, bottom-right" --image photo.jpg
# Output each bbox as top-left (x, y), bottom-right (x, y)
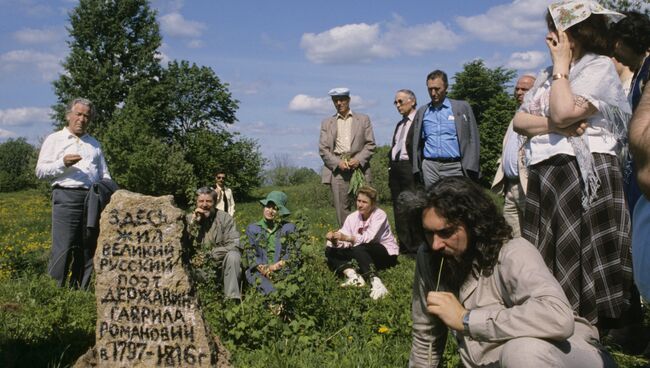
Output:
top-left (0, 185), bottom-right (648, 367)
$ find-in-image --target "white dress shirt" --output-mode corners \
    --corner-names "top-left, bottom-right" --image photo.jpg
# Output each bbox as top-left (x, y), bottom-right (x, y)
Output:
top-left (36, 127), bottom-right (111, 189)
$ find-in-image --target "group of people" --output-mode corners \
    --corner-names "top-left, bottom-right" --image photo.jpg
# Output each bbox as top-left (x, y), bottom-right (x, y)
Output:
top-left (34, 0), bottom-right (650, 366)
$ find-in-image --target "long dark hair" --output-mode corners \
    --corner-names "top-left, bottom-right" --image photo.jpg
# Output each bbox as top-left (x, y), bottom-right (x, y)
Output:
top-left (403, 177), bottom-right (512, 277)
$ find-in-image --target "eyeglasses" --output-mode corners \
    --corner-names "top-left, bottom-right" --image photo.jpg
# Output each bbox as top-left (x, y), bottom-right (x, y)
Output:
top-left (216, 176), bottom-right (226, 180)
top-left (425, 225), bottom-right (457, 240)
top-left (393, 99), bottom-right (410, 105)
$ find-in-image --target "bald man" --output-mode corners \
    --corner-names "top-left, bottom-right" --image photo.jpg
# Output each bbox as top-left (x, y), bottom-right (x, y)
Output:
top-left (491, 75), bottom-right (535, 237)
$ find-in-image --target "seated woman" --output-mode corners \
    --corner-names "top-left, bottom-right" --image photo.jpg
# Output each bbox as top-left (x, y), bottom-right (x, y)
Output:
top-left (245, 191), bottom-right (300, 295)
top-left (325, 185), bottom-right (399, 300)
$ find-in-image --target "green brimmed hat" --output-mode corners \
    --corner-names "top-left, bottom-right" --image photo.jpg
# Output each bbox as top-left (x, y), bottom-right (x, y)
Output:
top-left (260, 191), bottom-right (290, 216)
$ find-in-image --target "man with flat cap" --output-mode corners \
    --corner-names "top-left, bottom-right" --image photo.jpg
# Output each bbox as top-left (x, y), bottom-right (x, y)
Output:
top-left (319, 87), bottom-right (376, 225)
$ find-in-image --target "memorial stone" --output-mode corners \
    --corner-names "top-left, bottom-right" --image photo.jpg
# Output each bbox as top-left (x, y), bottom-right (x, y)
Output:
top-left (79, 190), bottom-right (226, 367)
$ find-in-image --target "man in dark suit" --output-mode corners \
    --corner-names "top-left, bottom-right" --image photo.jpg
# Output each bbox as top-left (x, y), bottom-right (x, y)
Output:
top-left (319, 87), bottom-right (376, 225)
top-left (411, 70), bottom-right (480, 189)
top-left (389, 89), bottom-right (418, 254)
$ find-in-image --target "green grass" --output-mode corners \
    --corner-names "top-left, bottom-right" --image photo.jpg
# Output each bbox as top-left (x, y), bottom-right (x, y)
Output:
top-left (0, 185), bottom-right (648, 367)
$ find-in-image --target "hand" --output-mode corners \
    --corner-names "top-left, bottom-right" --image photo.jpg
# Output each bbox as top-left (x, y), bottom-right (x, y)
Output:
top-left (425, 292), bottom-right (467, 332)
top-left (270, 260), bottom-right (285, 272)
top-left (545, 30), bottom-right (571, 73)
top-left (192, 208), bottom-right (209, 222)
top-left (348, 158), bottom-right (360, 169)
top-left (326, 231), bottom-right (336, 241)
top-left (257, 264), bottom-right (272, 277)
top-left (553, 120), bottom-right (588, 137)
top-left (63, 154), bottom-right (82, 167)
top-left (337, 160), bottom-right (350, 171)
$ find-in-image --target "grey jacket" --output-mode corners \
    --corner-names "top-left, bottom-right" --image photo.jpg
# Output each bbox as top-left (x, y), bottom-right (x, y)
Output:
top-left (410, 238), bottom-right (599, 367)
top-left (185, 211), bottom-right (241, 256)
top-left (318, 111), bottom-right (376, 184)
top-left (411, 99), bottom-right (480, 179)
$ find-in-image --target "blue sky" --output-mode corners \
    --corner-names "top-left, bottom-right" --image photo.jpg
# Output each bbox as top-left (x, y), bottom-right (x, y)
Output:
top-left (0, 0), bottom-right (557, 170)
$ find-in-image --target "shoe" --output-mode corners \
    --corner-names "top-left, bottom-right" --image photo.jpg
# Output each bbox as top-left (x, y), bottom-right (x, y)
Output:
top-left (369, 277), bottom-right (388, 300)
top-left (340, 274), bottom-right (365, 287)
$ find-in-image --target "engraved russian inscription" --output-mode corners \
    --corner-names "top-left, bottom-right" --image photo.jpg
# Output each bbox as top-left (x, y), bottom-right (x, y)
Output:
top-left (91, 190), bottom-right (217, 367)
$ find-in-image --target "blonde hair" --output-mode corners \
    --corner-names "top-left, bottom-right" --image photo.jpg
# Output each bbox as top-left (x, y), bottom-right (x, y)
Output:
top-left (356, 185), bottom-right (378, 204)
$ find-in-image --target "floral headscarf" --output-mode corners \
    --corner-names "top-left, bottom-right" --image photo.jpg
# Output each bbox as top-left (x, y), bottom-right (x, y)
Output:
top-left (549, 0), bottom-right (625, 31)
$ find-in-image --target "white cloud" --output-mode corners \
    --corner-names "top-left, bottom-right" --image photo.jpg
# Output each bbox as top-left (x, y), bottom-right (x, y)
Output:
top-left (13, 27), bottom-right (63, 44)
top-left (301, 23), bottom-right (393, 64)
top-left (288, 94), bottom-right (332, 114)
top-left (456, 0), bottom-right (549, 46)
top-left (384, 15), bottom-right (462, 55)
top-left (505, 50), bottom-right (547, 70)
top-left (288, 94), bottom-right (374, 115)
top-left (159, 12), bottom-right (206, 38)
top-left (0, 107), bottom-right (52, 127)
top-left (0, 49), bottom-right (62, 80)
top-left (300, 17), bottom-right (461, 64)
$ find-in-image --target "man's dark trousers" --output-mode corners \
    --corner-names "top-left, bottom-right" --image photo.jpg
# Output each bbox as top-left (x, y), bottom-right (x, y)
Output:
top-left (389, 160), bottom-right (416, 254)
top-left (49, 187), bottom-right (87, 287)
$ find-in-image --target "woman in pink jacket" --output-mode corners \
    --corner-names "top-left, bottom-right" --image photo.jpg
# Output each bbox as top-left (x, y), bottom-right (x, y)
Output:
top-left (325, 185), bottom-right (399, 300)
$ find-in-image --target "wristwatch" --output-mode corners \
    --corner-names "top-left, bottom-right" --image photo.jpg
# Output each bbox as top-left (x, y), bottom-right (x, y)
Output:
top-left (462, 310), bottom-right (471, 335)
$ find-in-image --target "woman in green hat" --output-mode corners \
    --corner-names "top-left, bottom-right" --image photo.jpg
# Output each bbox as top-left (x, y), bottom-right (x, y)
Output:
top-left (244, 191), bottom-right (301, 294)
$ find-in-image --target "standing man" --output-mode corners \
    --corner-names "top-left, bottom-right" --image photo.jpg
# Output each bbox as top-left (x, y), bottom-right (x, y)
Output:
top-left (214, 169), bottom-right (235, 217)
top-left (408, 177), bottom-right (615, 367)
top-left (319, 87), bottom-right (376, 225)
top-left (411, 70), bottom-right (480, 189)
top-left (35, 98), bottom-right (111, 287)
top-left (389, 89), bottom-right (418, 254)
top-left (186, 187), bottom-right (242, 301)
top-left (491, 74), bottom-right (536, 237)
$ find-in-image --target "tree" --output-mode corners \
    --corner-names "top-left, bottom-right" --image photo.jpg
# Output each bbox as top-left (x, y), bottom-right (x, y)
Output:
top-left (449, 60), bottom-right (516, 123)
top-left (52, 0), bottom-right (162, 139)
top-left (449, 60), bottom-right (517, 187)
top-left (50, 0), bottom-right (265, 204)
top-left (369, 145), bottom-right (390, 203)
top-left (160, 60), bottom-right (239, 141)
top-left (0, 138), bottom-right (38, 192)
top-left (183, 129), bottom-right (265, 198)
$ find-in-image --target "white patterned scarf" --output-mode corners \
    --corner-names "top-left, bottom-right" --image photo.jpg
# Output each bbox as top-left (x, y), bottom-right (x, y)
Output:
top-left (521, 53), bottom-right (632, 209)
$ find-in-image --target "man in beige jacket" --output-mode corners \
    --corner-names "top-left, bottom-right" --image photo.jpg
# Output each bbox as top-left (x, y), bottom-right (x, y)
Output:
top-left (319, 87), bottom-right (376, 225)
top-left (408, 177), bottom-right (613, 367)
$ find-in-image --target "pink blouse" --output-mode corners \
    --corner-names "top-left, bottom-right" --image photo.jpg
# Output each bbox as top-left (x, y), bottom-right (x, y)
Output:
top-left (338, 207), bottom-right (399, 256)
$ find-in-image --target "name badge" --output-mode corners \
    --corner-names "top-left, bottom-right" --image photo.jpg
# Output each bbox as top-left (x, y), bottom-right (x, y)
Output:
top-left (448, 115), bottom-right (455, 121)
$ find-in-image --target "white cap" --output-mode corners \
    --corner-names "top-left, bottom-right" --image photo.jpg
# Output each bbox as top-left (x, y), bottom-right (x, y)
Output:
top-left (328, 87), bottom-right (350, 97)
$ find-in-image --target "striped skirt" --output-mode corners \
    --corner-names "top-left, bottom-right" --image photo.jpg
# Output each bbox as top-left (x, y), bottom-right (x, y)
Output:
top-left (522, 153), bottom-right (632, 325)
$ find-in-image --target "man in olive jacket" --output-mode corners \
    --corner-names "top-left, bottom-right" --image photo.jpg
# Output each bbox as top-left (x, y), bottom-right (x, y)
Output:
top-left (185, 187), bottom-right (241, 300)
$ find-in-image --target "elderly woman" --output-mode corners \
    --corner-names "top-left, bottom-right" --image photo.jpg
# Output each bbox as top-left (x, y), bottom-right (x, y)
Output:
top-left (244, 191), bottom-right (300, 295)
top-left (325, 185), bottom-right (399, 300)
top-left (513, 1), bottom-right (633, 329)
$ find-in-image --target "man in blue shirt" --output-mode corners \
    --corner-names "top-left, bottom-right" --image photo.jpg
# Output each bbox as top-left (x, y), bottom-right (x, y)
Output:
top-left (411, 70), bottom-right (480, 189)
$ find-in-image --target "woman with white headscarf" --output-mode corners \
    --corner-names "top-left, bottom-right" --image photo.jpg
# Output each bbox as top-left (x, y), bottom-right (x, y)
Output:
top-left (514, 0), bottom-right (633, 330)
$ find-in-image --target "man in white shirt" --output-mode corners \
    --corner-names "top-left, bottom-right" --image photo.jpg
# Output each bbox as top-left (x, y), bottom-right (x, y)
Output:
top-left (389, 89), bottom-right (418, 254)
top-left (214, 170), bottom-right (235, 217)
top-left (36, 98), bottom-right (111, 287)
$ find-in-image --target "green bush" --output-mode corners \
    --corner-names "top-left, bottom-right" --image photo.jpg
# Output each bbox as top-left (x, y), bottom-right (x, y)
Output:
top-left (0, 138), bottom-right (38, 193)
top-left (369, 145), bottom-right (391, 205)
top-left (0, 275), bottom-right (96, 368)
